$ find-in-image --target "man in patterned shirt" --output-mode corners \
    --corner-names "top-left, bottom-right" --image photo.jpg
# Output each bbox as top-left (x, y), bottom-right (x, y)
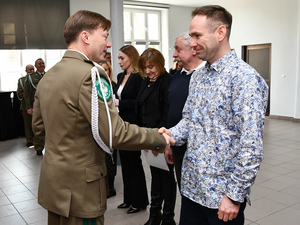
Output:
top-left (160, 5), bottom-right (268, 225)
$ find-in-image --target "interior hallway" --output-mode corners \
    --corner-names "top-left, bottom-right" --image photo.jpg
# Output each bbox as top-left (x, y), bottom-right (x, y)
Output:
top-left (0, 117), bottom-right (300, 225)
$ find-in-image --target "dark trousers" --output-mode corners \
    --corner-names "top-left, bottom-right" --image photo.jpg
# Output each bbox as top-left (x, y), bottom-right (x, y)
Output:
top-left (173, 151), bottom-right (184, 191)
top-left (149, 164), bottom-right (177, 221)
top-left (21, 110), bottom-right (33, 144)
top-left (179, 196), bottom-right (246, 225)
top-left (119, 150), bottom-right (148, 208)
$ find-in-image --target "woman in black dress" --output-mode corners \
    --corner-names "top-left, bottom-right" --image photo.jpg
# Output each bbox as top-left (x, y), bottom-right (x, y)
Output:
top-left (136, 48), bottom-right (176, 225)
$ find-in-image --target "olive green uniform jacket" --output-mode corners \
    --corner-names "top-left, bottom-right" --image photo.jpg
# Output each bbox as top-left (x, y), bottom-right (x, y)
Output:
top-left (17, 75), bottom-right (34, 143)
top-left (24, 71), bottom-right (44, 110)
top-left (17, 76), bottom-right (27, 110)
top-left (32, 50), bottom-right (166, 219)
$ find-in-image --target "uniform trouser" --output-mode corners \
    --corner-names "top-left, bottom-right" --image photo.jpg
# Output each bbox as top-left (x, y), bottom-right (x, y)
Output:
top-left (48, 211), bottom-right (104, 225)
top-left (119, 150), bottom-right (149, 208)
top-left (21, 110), bottom-right (33, 144)
top-left (34, 135), bottom-right (44, 151)
top-left (173, 151), bottom-right (184, 191)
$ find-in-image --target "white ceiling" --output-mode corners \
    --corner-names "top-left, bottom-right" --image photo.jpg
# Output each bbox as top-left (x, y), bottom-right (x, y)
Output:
top-left (127, 0), bottom-right (224, 8)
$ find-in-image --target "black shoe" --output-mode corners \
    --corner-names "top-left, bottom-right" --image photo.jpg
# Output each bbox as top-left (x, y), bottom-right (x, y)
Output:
top-left (117, 203), bottom-right (130, 209)
top-left (36, 150), bottom-right (43, 155)
top-left (144, 214), bottom-right (162, 225)
top-left (27, 142), bottom-right (34, 148)
top-left (127, 206), bottom-right (146, 214)
top-left (107, 188), bottom-right (116, 199)
top-left (161, 219), bottom-right (176, 225)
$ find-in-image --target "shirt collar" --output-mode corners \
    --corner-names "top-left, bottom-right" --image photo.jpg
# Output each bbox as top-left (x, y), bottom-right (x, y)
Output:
top-left (68, 49), bottom-right (90, 60)
top-left (37, 71), bottom-right (45, 76)
top-left (206, 49), bottom-right (237, 73)
top-left (181, 60), bottom-right (207, 75)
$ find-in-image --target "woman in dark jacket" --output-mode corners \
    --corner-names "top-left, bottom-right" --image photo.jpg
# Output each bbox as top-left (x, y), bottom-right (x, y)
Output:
top-left (99, 60), bottom-right (117, 198)
top-left (114, 45), bottom-right (149, 214)
top-left (136, 48), bottom-right (176, 225)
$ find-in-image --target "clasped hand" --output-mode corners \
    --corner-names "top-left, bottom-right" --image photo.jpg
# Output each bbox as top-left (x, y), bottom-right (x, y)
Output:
top-left (158, 127), bottom-right (175, 164)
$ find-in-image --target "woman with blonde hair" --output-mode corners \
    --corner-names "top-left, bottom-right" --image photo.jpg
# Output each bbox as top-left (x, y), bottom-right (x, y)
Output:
top-left (114, 45), bottom-right (148, 214)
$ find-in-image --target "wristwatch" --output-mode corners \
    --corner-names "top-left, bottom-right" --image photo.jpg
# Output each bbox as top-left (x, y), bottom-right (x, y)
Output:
top-left (228, 197), bottom-right (241, 205)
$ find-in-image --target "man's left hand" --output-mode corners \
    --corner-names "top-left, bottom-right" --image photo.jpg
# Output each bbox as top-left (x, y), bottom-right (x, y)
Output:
top-left (217, 195), bottom-right (240, 222)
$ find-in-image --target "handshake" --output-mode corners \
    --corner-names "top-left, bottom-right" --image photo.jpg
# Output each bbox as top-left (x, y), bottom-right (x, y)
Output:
top-left (158, 127), bottom-right (175, 164)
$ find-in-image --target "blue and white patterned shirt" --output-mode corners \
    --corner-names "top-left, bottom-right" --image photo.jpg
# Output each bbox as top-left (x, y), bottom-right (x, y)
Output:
top-left (169, 50), bottom-right (269, 209)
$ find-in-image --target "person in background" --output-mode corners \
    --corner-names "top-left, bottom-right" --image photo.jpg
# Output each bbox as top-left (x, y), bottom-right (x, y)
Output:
top-left (160, 5), bottom-right (268, 225)
top-left (16, 64), bottom-right (35, 148)
top-left (99, 60), bottom-right (117, 198)
top-left (32, 10), bottom-right (170, 225)
top-left (99, 60), bottom-right (116, 92)
top-left (23, 58), bottom-right (46, 155)
top-left (169, 58), bottom-right (183, 75)
top-left (104, 51), bottom-right (112, 65)
top-left (114, 45), bottom-right (148, 214)
top-left (165, 32), bottom-right (205, 190)
top-left (136, 48), bottom-right (175, 225)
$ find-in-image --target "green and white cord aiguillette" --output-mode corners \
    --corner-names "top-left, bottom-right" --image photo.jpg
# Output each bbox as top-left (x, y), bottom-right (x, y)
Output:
top-left (91, 63), bottom-right (114, 155)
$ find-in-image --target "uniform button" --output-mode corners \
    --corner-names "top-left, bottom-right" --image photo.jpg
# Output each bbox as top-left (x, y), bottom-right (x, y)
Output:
top-left (156, 147), bottom-right (159, 150)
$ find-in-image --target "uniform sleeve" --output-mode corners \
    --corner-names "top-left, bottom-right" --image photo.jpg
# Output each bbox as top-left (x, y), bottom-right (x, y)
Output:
top-left (16, 78), bottom-right (24, 99)
top-left (79, 68), bottom-right (166, 153)
top-left (32, 88), bottom-right (45, 140)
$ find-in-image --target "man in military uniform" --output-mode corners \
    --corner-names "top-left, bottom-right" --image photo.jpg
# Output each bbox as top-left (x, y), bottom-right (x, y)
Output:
top-left (32, 10), bottom-right (172, 225)
top-left (24, 58), bottom-right (46, 155)
top-left (17, 64), bottom-right (35, 147)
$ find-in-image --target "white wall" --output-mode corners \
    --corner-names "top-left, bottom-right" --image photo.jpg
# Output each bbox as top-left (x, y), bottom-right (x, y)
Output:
top-left (220, 0), bottom-right (300, 118)
top-left (168, 5), bottom-right (195, 68)
top-left (70, 0), bottom-right (110, 18)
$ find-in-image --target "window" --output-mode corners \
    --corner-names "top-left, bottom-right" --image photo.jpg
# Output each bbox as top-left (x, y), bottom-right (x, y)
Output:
top-left (124, 8), bottom-right (161, 55)
top-left (0, 49), bottom-right (66, 92)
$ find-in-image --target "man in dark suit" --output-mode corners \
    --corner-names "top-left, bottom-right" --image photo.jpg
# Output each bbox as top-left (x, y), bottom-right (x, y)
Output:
top-left (165, 32), bottom-right (205, 189)
top-left (32, 10), bottom-right (172, 225)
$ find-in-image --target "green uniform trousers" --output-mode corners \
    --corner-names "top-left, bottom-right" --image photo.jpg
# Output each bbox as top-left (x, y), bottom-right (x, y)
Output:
top-left (21, 110), bottom-right (34, 144)
top-left (48, 211), bottom-right (104, 225)
top-left (34, 134), bottom-right (44, 151)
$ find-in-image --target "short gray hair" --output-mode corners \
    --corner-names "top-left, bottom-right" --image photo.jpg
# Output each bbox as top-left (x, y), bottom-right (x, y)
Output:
top-left (175, 32), bottom-right (191, 50)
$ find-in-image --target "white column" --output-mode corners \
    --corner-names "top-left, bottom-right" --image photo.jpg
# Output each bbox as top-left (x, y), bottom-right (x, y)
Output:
top-left (110, 0), bottom-right (124, 80)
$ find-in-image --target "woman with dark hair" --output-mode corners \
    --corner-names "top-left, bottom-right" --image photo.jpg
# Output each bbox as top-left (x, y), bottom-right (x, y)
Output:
top-left (114, 45), bottom-right (149, 214)
top-left (137, 48), bottom-right (176, 225)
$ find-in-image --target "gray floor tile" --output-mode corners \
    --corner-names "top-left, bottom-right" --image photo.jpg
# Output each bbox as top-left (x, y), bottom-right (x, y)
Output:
top-left (0, 118), bottom-right (300, 224)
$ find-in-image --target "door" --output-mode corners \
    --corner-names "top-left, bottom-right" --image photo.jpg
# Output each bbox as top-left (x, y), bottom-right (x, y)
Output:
top-left (242, 44), bottom-right (271, 116)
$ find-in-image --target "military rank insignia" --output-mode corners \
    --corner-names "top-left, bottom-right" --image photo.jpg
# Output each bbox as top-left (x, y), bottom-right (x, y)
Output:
top-left (96, 78), bottom-right (111, 101)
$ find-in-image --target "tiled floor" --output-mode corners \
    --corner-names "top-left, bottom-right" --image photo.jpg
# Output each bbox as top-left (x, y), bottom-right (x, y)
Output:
top-left (0, 117), bottom-right (300, 225)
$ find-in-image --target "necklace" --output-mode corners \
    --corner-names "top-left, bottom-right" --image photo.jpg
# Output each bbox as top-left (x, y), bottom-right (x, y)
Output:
top-left (147, 81), bottom-right (155, 87)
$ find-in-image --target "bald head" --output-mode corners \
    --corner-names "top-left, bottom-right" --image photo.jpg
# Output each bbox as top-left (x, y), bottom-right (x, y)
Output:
top-left (25, 64), bottom-right (34, 74)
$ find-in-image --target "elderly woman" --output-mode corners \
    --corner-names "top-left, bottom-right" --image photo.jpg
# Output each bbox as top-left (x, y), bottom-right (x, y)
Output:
top-left (136, 48), bottom-right (176, 225)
